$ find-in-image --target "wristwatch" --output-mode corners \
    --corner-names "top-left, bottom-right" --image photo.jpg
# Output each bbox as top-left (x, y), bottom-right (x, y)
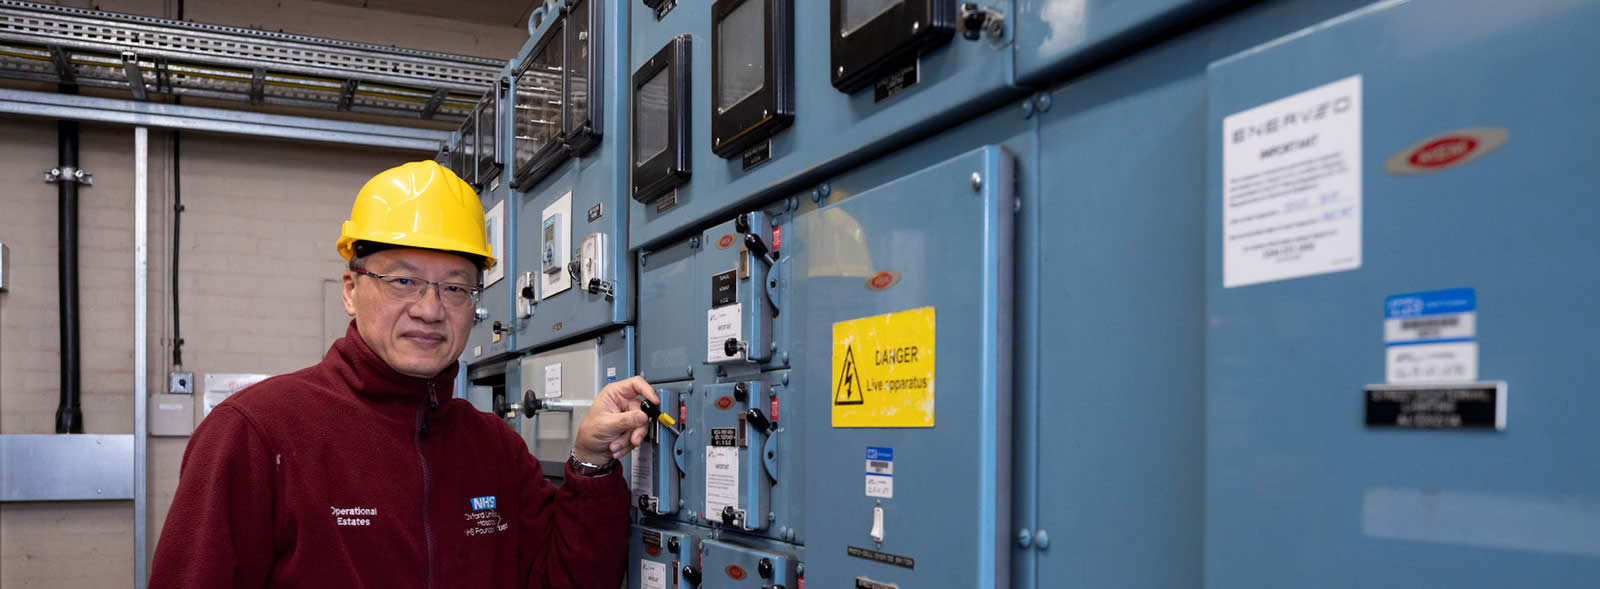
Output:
top-left (568, 452), bottom-right (617, 477)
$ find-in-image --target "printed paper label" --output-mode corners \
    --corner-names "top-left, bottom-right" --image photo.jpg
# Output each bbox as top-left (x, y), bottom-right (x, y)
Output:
top-left (708, 304), bottom-right (743, 363)
top-left (705, 447), bottom-right (740, 521)
top-left (640, 559), bottom-right (668, 589)
top-left (1223, 75), bottom-right (1363, 288)
top-left (544, 363), bottom-right (562, 398)
top-left (1387, 342), bottom-right (1478, 384)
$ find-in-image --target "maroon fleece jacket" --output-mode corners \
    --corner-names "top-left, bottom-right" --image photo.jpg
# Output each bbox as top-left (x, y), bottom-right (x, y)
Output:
top-left (149, 322), bottom-right (628, 588)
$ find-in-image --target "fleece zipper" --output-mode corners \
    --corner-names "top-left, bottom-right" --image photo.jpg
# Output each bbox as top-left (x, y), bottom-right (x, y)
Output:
top-left (415, 381), bottom-right (438, 589)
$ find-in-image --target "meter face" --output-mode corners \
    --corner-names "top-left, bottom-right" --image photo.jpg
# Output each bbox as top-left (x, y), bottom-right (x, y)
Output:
top-left (716, 0), bottom-right (765, 113)
top-left (634, 70), bottom-right (670, 165)
top-left (841, 0), bottom-right (901, 35)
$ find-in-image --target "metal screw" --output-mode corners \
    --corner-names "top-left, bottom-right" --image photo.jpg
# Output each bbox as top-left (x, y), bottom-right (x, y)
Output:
top-left (689, 236), bottom-right (701, 249)
top-left (781, 369), bottom-right (789, 384)
top-left (715, 137), bottom-right (721, 145)
top-left (686, 365), bottom-right (694, 377)
top-left (762, 110), bottom-right (769, 118)
top-left (971, 172), bottom-right (983, 191)
top-left (640, 252), bottom-right (649, 266)
top-left (1015, 197), bottom-right (1022, 213)
top-left (1021, 100), bottom-right (1034, 119)
top-left (836, 66), bottom-right (844, 77)
top-left (97, 488), bottom-right (103, 495)
top-left (1037, 92), bottom-right (1053, 112)
top-left (820, 183), bottom-right (831, 199)
top-left (769, 341), bottom-right (777, 352)
top-left (785, 528), bottom-right (796, 541)
top-left (1018, 529), bottom-right (1033, 548)
top-left (1035, 529), bottom-right (1051, 550)
top-left (768, 512), bottom-right (776, 523)
top-left (810, 189), bottom-right (821, 203)
top-left (912, 21), bottom-right (920, 33)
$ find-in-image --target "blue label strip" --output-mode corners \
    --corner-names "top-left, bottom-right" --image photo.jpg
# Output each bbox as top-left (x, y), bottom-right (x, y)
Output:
top-left (1385, 288), bottom-right (1475, 319)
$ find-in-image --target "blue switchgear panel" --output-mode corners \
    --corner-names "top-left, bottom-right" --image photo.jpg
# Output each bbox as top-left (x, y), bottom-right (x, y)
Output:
top-left (1206, 0), bottom-right (1600, 587)
top-left (628, 524), bottom-right (703, 589)
top-left (697, 371), bottom-right (797, 543)
top-left (700, 212), bottom-right (790, 373)
top-left (637, 235), bottom-right (705, 384)
top-left (631, 381), bottom-right (688, 517)
top-left (627, 0), bottom-right (1021, 249)
top-left (699, 539), bottom-right (799, 589)
top-left (510, 0), bottom-right (636, 353)
top-left (793, 146), bottom-right (1013, 588)
top-left (466, 180), bottom-right (516, 365)
top-left (1012, 0), bottom-right (1233, 86)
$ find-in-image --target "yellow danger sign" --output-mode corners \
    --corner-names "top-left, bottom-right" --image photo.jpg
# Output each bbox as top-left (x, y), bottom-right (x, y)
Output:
top-left (831, 307), bottom-right (936, 428)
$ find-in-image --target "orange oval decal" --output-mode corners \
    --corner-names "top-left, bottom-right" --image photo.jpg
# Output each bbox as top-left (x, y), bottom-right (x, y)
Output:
top-left (726, 565), bottom-right (746, 580)
top-left (716, 234), bottom-right (736, 249)
top-left (1385, 128), bottom-right (1508, 174)
top-left (866, 271), bottom-right (900, 291)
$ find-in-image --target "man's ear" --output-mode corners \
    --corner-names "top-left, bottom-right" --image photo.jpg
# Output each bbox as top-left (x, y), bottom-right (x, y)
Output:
top-left (341, 270), bottom-right (359, 317)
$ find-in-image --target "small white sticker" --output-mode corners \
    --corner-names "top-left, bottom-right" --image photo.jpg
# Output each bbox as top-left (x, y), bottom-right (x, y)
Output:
top-left (1222, 75), bottom-right (1362, 288)
top-left (544, 363), bottom-right (562, 398)
top-left (639, 559), bottom-right (668, 589)
top-left (631, 440), bottom-right (655, 500)
top-left (1387, 342), bottom-right (1478, 384)
top-left (867, 476), bottom-right (894, 499)
top-left (158, 403), bottom-right (183, 411)
top-left (473, 345), bottom-right (483, 358)
top-left (606, 366), bottom-right (618, 382)
top-left (707, 304), bottom-right (744, 363)
top-left (705, 447), bottom-right (740, 520)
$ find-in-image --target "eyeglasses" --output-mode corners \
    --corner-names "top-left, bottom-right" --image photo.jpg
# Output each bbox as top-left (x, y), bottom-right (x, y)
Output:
top-left (351, 269), bottom-right (481, 308)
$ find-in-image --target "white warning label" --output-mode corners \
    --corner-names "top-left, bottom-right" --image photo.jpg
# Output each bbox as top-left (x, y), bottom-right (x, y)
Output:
top-left (1222, 75), bottom-right (1362, 288)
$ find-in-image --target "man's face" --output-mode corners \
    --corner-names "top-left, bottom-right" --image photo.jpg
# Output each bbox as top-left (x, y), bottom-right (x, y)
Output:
top-left (342, 248), bottom-right (478, 379)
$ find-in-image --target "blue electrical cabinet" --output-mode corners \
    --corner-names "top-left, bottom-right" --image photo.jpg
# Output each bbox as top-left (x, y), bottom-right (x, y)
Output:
top-left (636, 236), bottom-right (704, 384)
top-left (792, 144), bottom-right (1014, 588)
top-left (626, 0), bottom-right (1020, 249)
top-left (631, 380), bottom-right (690, 517)
top-left (1021, 2), bottom-right (1381, 587)
top-left (510, 0), bottom-right (636, 353)
top-left (1206, 0), bottom-right (1600, 587)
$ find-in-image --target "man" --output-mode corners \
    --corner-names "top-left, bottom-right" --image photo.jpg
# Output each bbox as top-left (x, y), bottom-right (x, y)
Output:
top-left (150, 160), bottom-right (654, 588)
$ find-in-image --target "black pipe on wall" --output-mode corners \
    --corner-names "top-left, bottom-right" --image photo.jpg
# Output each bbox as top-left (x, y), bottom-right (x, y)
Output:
top-left (54, 117), bottom-right (83, 434)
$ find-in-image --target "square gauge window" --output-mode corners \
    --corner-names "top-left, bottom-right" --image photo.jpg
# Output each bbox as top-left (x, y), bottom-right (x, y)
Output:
top-left (512, 17), bottom-right (571, 190)
top-left (711, 0), bottom-right (793, 159)
top-left (562, 0), bottom-right (604, 155)
top-left (631, 35), bottom-right (692, 204)
top-left (829, 0), bottom-right (954, 94)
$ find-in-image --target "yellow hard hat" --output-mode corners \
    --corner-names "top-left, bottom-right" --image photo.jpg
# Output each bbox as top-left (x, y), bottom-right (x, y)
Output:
top-left (336, 160), bottom-right (497, 271)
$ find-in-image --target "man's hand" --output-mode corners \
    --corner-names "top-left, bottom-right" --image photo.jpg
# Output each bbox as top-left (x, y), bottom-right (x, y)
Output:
top-left (572, 376), bottom-right (660, 466)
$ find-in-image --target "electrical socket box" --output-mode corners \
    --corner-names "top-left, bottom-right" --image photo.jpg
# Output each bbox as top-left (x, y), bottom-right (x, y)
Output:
top-left (577, 232), bottom-right (607, 289)
top-left (150, 394), bottom-right (195, 437)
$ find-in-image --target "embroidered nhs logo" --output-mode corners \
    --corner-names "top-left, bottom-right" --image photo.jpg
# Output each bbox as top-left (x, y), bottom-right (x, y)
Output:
top-left (470, 496), bottom-right (497, 511)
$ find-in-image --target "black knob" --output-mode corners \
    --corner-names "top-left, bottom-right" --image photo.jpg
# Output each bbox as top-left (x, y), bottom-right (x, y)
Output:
top-left (745, 408), bottom-right (772, 432)
top-left (733, 382), bottom-right (749, 403)
top-left (667, 536), bottom-right (680, 554)
top-left (721, 505), bottom-right (736, 525)
top-left (724, 338), bottom-right (742, 358)
top-left (637, 494), bottom-right (651, 513)
top-left (735, 213), bottom-right (751, 234)
top-left (521, 390), bottom-right (540, 418)
top-left (961, 3), bottom-right (986, 41)
top-left (681, 565), bottom-right (701, 585)
top-left (744, 233), bottom-right (771, 257)
top-left (521, 284), bottom-right (536, 299)
top-left (758, 558), bottom-right (773, 579)
top-left (567, 260), bottom-right (582, 282)
top-left (587, 278), bottom-right (601, 293)
top-left (491, 320), bottom-right (505, 335)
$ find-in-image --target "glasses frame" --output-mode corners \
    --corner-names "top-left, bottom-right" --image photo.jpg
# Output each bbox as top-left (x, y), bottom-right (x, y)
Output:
top-left (351, 268), bottom-right (483, 308)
